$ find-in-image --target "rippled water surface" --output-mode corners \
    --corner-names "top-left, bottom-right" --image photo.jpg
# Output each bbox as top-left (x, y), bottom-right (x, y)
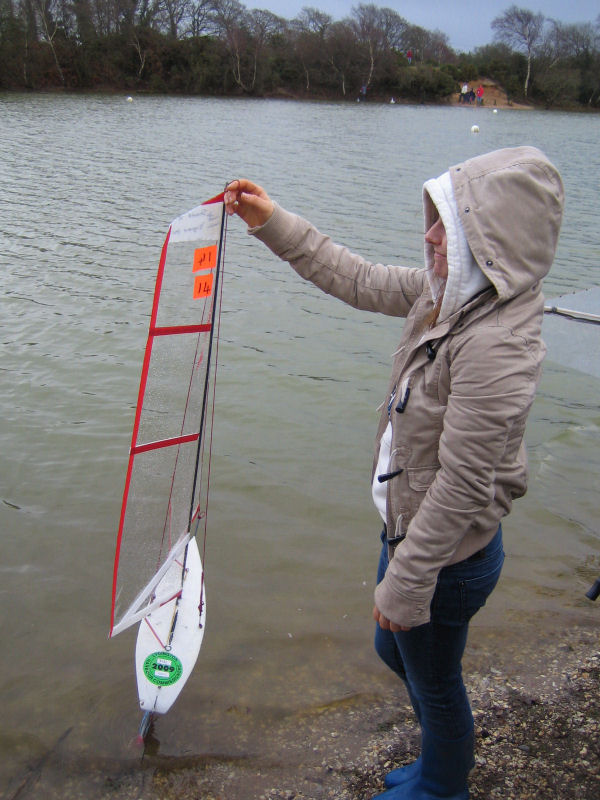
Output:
top-left (1, 94), bottom-right (599, 796)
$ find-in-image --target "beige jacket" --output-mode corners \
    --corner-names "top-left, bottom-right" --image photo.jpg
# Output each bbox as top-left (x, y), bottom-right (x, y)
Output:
top-left (251, 146), bottom-right (564, 628)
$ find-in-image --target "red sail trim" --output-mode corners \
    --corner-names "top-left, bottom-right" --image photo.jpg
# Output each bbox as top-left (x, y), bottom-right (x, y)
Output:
top-left (110, 226), bottom-right (172, 636)
top-left (202, 191), bottom-right (225, 205)
top-left (131, 432), bottom-right (200, 455)
top-left (151, 323), bottom-right (212, 336)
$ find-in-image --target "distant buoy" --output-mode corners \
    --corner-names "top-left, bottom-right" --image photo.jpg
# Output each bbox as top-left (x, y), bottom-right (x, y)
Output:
top-left (126, 96), bottom-right (133, 102)
top-left (492, 109), bottom-right (498, 114)
top-left (471, 125), bottom-right (479, 134)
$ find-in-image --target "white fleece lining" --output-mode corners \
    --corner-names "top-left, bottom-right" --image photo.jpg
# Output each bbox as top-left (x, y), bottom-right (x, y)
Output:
top-left (372, 420), bottom-right (392, 522)
top-left (423, 172), bottom-right (490, 323)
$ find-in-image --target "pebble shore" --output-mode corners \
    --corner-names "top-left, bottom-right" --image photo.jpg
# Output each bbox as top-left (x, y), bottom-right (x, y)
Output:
top-left (143, 624), bottom-right (599, 800)
top-left (7, 623), bottom-right (598, 799)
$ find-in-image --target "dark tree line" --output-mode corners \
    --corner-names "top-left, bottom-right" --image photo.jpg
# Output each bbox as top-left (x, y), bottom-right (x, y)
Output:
top-left (0, 1), bottom-right (599, 108)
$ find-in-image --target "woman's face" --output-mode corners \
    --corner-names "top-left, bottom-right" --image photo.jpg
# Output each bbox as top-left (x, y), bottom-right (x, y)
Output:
top-left (425, 217), bottom-right (448, 280)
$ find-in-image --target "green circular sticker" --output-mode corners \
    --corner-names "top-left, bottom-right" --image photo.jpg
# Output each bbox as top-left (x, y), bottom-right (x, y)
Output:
top-left (143, 651), bottom-right (183, 686)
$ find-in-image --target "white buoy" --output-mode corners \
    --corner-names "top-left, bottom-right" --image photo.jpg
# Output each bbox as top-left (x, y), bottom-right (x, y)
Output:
top-left (471, 124), bottom-right (479, 134)
top-left (493, 108), bottom-right (498, 114)
top-left (126, 96), bottom-right (133, 102)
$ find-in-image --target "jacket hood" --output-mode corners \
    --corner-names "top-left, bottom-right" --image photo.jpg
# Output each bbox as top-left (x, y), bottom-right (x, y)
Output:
top-left (423, 171), bottom-right (491, 323)
top-left (448, 146), bottom-right (564, 302)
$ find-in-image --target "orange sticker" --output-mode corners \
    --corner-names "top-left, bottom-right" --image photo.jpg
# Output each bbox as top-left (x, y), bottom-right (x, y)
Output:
top-left (193, 245), bottom-right (217, 273)
top-left (193, 273), bottom-right (214, 299)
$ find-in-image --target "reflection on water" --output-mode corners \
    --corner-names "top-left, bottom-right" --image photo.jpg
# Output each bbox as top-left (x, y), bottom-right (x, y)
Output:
top-left (1, 94), bottom-right (599, 797)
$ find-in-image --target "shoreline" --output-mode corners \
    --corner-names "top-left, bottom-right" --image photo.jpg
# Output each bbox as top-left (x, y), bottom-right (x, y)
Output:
top-left (204, 623), bottom-right (600, 800)
top-left (16, 619), bottom-right (597, 799)
top-left (196, 622), bottom-right (600, 800)
top-left (5, 86), bottom-right (592, 113)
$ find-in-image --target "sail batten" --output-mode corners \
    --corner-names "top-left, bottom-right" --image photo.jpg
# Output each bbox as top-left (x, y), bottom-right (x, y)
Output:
top-left (151, 323), bottom-right (213, 336)
top-left (131, 432), bottom-right (200, 456)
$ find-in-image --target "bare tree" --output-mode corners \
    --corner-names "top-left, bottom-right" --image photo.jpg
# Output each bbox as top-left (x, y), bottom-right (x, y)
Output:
top-left (94, 0), bottom-right (115, 35)
top-left (135, 0), bottom-right (162, 29)
top-left (425, 29), bottom-right (453, 63)
top-left (115, 0), bottom-right (136, 31)
top-left (159, 0), bottom-right (190, 37)
top-left (71, 0), bottom-right (97, 42)
top-left (246, 8), bottom-right (285, 89)
top-left (539, 19), bottom-right (600, 106)
top-left (325, 19), bottom-right (356, 95)
top-left (33, 0), bottom-right (65, 83)
top-left (188, 0), bottom-right (210, 36)
top-left (294, 6), bottom-right (331, 36)
top-left (404, 24), bottom-right (452, 63)
top-left (209, 0), bottom-right (283, 92)
top-left (349, 3), bottom-right (406, 90)
top-left (132, 30), bottom-right (146, 75)
top-left (208, 0), bottom-right (250, 88)
top-left (544, 20), bottom-right (597, 61)
top-left (18, 0), bottom-right (38, 38)
top-left (291, 6), bottom-right (332, 90)
top-left (491, 5), bottom-right (545, 96)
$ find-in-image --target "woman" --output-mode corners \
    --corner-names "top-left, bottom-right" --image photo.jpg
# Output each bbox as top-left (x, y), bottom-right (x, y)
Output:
top-left (224, 146), bottom-right (564, 799)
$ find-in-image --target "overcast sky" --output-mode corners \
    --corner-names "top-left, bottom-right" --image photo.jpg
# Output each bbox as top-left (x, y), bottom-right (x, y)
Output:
top-left (253, 0), bottom-right (599, 53)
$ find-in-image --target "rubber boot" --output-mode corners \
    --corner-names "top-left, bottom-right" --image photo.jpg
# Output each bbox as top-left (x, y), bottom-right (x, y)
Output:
top-left (384, 755), bottom-right (421, 788)
top-left (372, 728), bottom-right (474, 799)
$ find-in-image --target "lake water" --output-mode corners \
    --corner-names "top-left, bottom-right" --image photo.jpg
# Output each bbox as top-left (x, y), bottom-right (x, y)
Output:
top-left (1, 94), bottom-right (599, 798)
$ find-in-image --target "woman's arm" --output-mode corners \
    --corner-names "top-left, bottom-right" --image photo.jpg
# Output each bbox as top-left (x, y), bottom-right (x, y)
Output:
top-left (225, 179), bottom-right (424, 318)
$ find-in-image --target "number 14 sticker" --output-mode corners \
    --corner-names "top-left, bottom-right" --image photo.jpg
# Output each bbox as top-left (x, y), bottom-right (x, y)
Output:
top-left (193, 273), bottom-right (214, 299)
top-left (192, 245), bottom-right (217, 299)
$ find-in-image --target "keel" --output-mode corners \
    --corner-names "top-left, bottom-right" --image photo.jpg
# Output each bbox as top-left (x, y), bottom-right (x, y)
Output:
top-left (136, 711), bottom-right (154, 746)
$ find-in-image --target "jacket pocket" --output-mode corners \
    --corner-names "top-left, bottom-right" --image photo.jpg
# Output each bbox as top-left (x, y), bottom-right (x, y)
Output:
top-left (406, 466), bottom-right (439, 492)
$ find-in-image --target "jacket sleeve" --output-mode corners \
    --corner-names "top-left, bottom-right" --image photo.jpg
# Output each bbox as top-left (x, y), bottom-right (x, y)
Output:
top-left (250, 203), bottom-right (424, 317)
top-left (374, 320), bottom-right (542, 628)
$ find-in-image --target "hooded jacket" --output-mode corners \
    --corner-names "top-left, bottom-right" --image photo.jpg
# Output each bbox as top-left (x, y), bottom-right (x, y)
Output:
top-left (251, 146), bottom-right (564, 628)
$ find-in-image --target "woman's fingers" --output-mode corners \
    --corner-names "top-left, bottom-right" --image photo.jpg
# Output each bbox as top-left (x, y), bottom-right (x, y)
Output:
top-left (224, 179), bottom-right (274, 228)
top-left (373, 604), bottom-right (411, 633)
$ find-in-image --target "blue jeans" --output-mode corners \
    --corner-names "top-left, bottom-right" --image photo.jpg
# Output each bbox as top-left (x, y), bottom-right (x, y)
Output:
top-left (374, 525), bottom-right (504, 741)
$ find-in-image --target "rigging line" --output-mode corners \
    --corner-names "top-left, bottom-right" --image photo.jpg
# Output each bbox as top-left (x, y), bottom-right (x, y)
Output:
top-left (187, 200), bottom-right (227, 530)
top-left (166, 582), bottom-right (182, 648)
top-left (164, 203), bottom-right (227, 647)
top-left (154, 224), bottom-right (216, 564)
top-left (157, 307), bottom-right (211, 566)
top-left (198, 213), bottom-right (228, 617)
top-left (143, 616), bottom-right (166, 649)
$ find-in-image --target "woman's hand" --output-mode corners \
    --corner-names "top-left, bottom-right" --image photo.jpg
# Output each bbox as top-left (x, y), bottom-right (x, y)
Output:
top-left (224, 179), bottom-right (274, 228)
top-left (373, 604), bottom-right (411, 632)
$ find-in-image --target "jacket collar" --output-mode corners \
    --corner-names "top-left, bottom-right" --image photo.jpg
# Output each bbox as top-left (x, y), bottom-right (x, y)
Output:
top-left (416, 286), bottom-right (497, 348)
